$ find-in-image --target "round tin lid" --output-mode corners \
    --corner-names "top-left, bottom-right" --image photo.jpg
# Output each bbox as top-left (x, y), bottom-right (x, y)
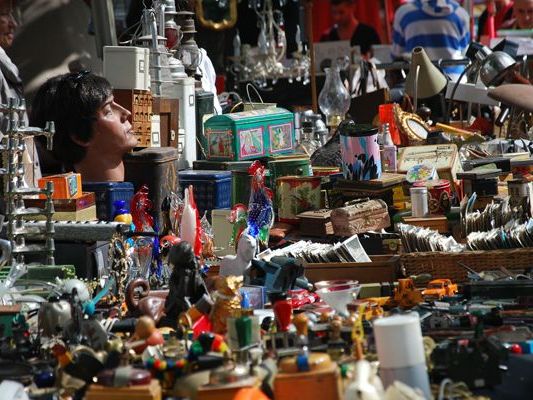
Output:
top-left (339, 121), bottom-right (378, 137)
top-left (413, 179), bottom-right (450, 189)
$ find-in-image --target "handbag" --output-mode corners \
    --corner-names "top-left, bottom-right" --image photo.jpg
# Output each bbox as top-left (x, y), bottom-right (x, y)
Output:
top-left (349, 61), bottom-right (390, 124)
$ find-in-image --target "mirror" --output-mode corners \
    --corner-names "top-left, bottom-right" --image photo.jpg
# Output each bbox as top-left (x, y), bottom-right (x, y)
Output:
top-left (393, 104), bottom-right (430, 145)
top-left (195, 0), bottom-right (237, 31)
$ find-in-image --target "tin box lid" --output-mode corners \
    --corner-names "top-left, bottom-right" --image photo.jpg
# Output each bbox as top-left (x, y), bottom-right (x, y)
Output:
top-left (205, 107), bottom-right (292, 124)
top-left (339, 122), bottom-right (378, 137)
top-left (178, 170), bottom-right (232, 180)
top-left (413, 179), bottom-right (450, 189)
top-left (83, 181), bottom-right (134, 190)
top-left (124, 147), bottom-right (178, 163)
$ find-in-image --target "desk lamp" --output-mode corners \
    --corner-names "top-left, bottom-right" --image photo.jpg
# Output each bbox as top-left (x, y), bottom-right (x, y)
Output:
top-left (405, 47), bottom-right (448, 113)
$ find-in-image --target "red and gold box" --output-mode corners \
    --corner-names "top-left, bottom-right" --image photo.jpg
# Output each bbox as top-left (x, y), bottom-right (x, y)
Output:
top-left (38, 172), bottom-right (82, 199)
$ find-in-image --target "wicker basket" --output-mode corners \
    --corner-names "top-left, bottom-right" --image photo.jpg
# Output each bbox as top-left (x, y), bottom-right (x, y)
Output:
top-left (400, 248), bottom-right (533, 283)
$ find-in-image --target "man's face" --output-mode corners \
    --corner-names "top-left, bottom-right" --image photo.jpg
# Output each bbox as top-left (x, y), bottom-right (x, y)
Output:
top-left (0, 0), bottom-right (16, 49)
top-left (514, 0), bottom-right (533, 29)
top-left (331, 2), bottom-right (354, 27)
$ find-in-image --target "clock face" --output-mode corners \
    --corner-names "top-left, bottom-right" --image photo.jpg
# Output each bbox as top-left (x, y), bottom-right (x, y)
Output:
top-left (407, 119), bottom-right (428, 140)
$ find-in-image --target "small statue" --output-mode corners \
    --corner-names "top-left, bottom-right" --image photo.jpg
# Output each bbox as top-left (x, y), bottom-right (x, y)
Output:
top-left (125, 279), bottom-right (166, 324)
top-left (219, 231), bottom-right (257, 280)
top-left (210, 275), bottom-right (243, 334)
top-left (163, 242), bottom-right (207, 328)
top-left (128, 316), bottom-right (164, 354)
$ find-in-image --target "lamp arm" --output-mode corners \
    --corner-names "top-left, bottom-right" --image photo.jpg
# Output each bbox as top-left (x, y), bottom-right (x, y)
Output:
top-left (413, 64), bottom-right (420, 111)
top-left (445, 63), bottom-right (474, 123)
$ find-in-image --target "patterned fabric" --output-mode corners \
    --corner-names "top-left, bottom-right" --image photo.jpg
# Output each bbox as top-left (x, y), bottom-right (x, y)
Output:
top-left (392, 0), bottom-right (470, 79)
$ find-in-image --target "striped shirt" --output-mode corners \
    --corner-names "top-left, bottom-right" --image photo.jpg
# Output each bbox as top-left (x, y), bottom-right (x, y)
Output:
top-left (392, 0), bottom-right (470, 79)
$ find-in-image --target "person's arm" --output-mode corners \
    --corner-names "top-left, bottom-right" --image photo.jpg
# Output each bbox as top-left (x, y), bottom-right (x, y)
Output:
top-left (391, 7), bottom-right (406, 60)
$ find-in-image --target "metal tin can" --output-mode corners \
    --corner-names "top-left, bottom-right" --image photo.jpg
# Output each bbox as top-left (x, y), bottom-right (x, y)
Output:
top-left (276, 176), bottom-right (322, 224)
top-left (413, 179), bottom-right (451, 215)
top-left (410, 186), bottom-right (429, 217)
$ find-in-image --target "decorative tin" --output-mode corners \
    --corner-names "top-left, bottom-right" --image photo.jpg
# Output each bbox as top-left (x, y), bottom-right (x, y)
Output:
top-left (339, 122), bottom-right (381, 181)
top-left (268, 154), bottom-right (312, 190)
top-left (204, 108), bottom-right (295, 161)
top-left (276, 176), bottom-right (322, 224)
top-left (413, 179), bottom-right (451, 215)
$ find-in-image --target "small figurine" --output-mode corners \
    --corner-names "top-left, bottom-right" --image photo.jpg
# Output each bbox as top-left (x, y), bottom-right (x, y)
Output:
top-left (246, 161), bottom-right (274, 245)
top-left (128, 316), bottom-right (165, 354)
top-left (180, 186), bottom-right (203, 256)
top-left (126, 279), bottom-right (166, 324)
top-left (131, 185), bottom-right (154, 232)
top-left (163, 242), bottom-right (207, 327)
top-left (210, 275), bottom-right (243, 334)
top-left (219, 231), bottom-right (257, 280)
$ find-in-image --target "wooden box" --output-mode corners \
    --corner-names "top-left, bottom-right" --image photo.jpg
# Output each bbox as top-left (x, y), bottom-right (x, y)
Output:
top-left (114, 89), bottom-right (153, 147)
top-left (304, 255), bottom-right (401, 284)
top-left (274, 360), bottom-right (341, 400)
top-left (25, 192), bottom-right (95, 211)
top-left (397, 144), bottom-right (461, 193)
top-left (403, 216), bottom-right (449, 233)
top-left (38, 172), bottom-right (82, 199)
top-left (85, 379), bottom-right (162, 400)
top-left (203, 108), bottom-right (295, 161)
top-left (153, 97), bottom-right (179, 148)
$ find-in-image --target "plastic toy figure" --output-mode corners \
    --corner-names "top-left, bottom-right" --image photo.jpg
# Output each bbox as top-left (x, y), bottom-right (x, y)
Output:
top-left (164, 242), bottom-right (207, 327)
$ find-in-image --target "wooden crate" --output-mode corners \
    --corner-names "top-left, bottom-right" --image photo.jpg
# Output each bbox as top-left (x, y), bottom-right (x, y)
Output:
top-left (304, 255), bottom-right (401, 283)
top-left (114, 89), bottom-right (153, 147)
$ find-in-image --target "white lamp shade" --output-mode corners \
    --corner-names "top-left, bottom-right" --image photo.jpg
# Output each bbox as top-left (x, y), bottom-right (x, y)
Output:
top-left (405, 47), bottom-right (448, 99)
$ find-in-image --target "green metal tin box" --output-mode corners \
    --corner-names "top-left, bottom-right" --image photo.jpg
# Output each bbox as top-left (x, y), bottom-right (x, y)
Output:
top-left (203, 108), bottom-right (295, 161)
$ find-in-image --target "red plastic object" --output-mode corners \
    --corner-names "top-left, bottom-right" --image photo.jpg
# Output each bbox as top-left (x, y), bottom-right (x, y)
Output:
top-left (510, 343), bottom-right (523, 354)
top-left (192, 315), bottom-right (212, 338)
top-left (273, 298), bottom-right (293, 332)
top-left (378, 104), bottom-right (401, 145)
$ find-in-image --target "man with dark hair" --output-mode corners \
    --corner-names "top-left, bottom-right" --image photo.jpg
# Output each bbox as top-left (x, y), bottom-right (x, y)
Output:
top-left (31, 72), bottom-right (137, 182)
top-left (320, 0), bottom-right (381, 56)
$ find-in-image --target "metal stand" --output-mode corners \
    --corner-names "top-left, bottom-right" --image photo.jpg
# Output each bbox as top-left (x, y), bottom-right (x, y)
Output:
top-left (0, 98), bottom-right (55, 266)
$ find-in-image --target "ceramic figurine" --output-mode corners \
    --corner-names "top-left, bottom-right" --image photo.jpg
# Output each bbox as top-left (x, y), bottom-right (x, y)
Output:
top-left (344, 360), bottom-right (384, 400)
top-left (219, 231), bottom-right (257, 279)
top-left (164, 242), bottom-right (207, 327)
top-left (210, 275), bottom-right (243, 334)
top-left (125, 279), bottom-right (167, 324)
top-left (128, 316), bottom-right (164, 354)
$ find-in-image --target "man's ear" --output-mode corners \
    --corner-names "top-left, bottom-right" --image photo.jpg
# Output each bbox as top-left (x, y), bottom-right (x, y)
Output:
top-left (70, 134), bottom-right (91, 148)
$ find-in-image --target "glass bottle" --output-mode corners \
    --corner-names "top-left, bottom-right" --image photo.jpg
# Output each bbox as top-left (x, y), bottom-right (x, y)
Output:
top-left (381, 123), bottom-right (397, 173)
top-left (295, 120), bottom-right (319, 156)
top-left (318, 66), bottom-right (350, 129)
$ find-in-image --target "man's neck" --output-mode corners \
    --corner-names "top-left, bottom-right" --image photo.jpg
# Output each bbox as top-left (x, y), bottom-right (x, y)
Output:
top-left (337, 18), bottom-right (359, 40)
top-left (74, 151), bottom-right (125, 182)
